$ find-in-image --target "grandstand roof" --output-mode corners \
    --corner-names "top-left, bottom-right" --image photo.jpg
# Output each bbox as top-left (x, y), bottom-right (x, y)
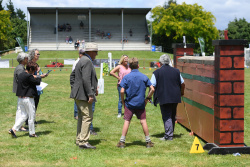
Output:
top-left (27, 7), bottom-right (151, 15)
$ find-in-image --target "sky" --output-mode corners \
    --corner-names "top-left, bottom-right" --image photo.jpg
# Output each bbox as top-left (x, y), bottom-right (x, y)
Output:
top-left (1, 0), bottom-right (249, 30)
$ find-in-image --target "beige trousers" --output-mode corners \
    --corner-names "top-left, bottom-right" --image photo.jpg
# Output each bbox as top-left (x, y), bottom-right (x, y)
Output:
top-left (75, 100), bottom-right (93, 145)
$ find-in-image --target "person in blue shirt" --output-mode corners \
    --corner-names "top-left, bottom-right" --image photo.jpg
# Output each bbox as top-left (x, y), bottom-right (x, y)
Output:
top-left (116, 57), bottom-right (155, 148)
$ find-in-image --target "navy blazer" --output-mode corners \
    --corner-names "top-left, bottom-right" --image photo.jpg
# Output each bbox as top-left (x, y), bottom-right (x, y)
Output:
top-left (153, 65), bottom-right (181, 105)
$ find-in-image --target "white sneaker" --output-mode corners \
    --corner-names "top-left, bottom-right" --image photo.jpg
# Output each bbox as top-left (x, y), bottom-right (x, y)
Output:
top-left (117, 114), bottom-right (122, 118)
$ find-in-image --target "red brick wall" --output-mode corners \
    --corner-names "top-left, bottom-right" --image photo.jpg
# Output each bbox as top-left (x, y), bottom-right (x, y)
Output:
top-left (214, 41), bottom-right (245, 147)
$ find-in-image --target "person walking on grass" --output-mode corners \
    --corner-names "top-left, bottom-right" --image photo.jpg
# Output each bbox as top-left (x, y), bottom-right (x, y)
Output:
top-left (12, 53), bottom-right (29, 132)
top-left (9, 62), bottom-right (45, 138)
top-left (116, 57), bottom-right (155, 148)
top-left (150, 54), bottom-right (185, 141)
top-left (110, 55), bottom-right (131, 118)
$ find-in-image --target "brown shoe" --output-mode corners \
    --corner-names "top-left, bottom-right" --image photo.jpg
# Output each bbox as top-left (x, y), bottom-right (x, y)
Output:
top-left (146, 141), bottom-right (154, 148)
top-left (116, 141), bottom-right (125, 148)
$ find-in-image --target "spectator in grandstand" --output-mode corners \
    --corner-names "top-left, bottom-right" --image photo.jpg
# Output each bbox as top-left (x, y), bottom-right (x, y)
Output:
top-left (82, 39), bottom-right (85, 48)
top-left (75, 40), bottom-right (80, 50)
top-left (96, 29), bottom-right (101, 36)
top-left (106, 32), bottom-right (111, 39)
top-left (145, 35), bottom-right (150, 44)
top-left (101, 31), bottom-right (105, 39)
top-left (121, 37), bottom-right (128, 43)
top-left (75, 40), bottom-right (79, 50)
top-left (63, 24), bottom-right (66, 31)
top-left (80, 21), bottom-right (84, 29)
top-left (110, 55), bottom-right (131, 118)
top-left (66, 24), bottom-right (72, 31)
top-left (69, 36), bottom-right (73, 44)
top-left (65, 36), bottom-right (69, 44)
top-left (116, 57), bottom-right (154, 148)
top-left (9, 61), bottom-right (42, 138)
top-left (12, 53), bottom-right (29, 132)
top-left (129, 29), bottom-right (133, 36)
top-left (150, 54), bottom-right (185, 141)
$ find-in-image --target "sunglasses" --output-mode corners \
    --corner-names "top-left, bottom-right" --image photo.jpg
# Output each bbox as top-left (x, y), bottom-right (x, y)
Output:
top-left (36, 53), bottom-right (40, 56)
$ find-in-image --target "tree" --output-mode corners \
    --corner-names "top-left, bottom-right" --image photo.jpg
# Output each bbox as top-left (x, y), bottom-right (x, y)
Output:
top-left (6, 0), bottom-right (15, 18)
top-left (0, 10), bottom-right (14, 50)
top-left (16, 8), bottom-right (25, 20)
top-left (151, 2), bottom-right (219, 54)
top-left (0, 1), bottom-right (27, 51)
top-left (0, 0), bottom-right (4, 10)
top-left (163, 0), bottom-right (177, 9)
top-left (228, 18), bottom-right (250, 42)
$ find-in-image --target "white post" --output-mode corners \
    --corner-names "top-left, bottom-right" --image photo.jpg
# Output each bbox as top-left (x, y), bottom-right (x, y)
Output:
top-left (108, 52), bottom-right (112, 72)
top-left (100, 63), bottom-right (103, 80)
top-left (98, 63), bottom-right (104, 94)
top-left (183, 36), bottom-right (186, 48)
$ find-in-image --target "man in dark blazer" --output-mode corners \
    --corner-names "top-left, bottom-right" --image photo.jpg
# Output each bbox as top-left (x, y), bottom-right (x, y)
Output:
top-left (151, 54), bottom-right (185, 141)
top-left (70, 43), bottom-right (98, 149)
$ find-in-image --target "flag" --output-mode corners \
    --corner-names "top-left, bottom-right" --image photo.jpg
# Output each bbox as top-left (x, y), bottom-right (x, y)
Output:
top-left (198, 37), bottom-right (205, 53)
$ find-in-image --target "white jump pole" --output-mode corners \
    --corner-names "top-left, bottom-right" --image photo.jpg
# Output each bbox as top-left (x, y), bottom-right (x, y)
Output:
top-left (108, 52), bottom-right (112, 72)
top-left (98, 63), bottom-right (104, 94)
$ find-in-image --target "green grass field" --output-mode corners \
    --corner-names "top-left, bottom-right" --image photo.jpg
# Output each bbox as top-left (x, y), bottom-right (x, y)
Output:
top-left (0, 51), bottom-right (250, 167)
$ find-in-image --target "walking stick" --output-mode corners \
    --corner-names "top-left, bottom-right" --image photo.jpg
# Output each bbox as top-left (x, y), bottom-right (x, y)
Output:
top-left (182, 96), bottom-right (194, 136)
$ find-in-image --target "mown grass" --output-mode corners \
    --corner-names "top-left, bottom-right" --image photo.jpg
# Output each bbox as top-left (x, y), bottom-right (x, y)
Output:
top-left (0, 51), bottom-right (250, 167)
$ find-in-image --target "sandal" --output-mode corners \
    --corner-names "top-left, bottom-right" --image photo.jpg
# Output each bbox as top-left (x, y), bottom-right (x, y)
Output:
top-left (20, 127), bottom-right (28, 132)
top-left (9, 129), bottom-right (17, 138)
top-left (29, 134), bottom-right (38, 138)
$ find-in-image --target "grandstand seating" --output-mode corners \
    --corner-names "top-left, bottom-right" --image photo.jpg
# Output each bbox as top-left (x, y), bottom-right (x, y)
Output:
top-left (28, 13), bottom-right (151, 51)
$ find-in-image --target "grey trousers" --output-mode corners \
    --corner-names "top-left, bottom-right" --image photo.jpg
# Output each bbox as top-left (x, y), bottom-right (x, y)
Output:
top-left (75, 100), bottom-right (93, 145)
top-left (160, 103), bottom-right (178, 139)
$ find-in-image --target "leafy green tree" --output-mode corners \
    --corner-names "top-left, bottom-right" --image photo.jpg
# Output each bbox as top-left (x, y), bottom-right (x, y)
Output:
top-left (0, 10), bottom-right (14, 50)
top-left (0, 0), bottom-right (27, 51)
top-left (163, 0), bottom-right (177, 9)
top-left (151, 2), bottom-right (219, 54)
top-left (6, 0), bottom-right (15, 18)
top-left (0, 0), bottom-right (4, 10)
top-left (16, 8), bottom-right (25, 20)
top-left (228, 18), bottom-right (250, 42)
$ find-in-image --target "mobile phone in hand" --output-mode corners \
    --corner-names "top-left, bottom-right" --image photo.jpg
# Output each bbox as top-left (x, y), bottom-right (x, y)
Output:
top-left (46, 70), bottom-right (52, 75)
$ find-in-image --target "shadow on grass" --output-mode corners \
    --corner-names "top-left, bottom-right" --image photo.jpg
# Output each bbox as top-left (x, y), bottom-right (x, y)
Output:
top-left (36, 120), bottom-right (56, 124)
top-left (151, 133), bottom-right (184, 138)
top-left (16, 130), bottom-right (52, 138)
top-left (89, 139), bottom-right (102, 145)
top-left (126, 141), bottom-right (145, 147)
top-left (36, 130), bottom-right (52, 136)
top-left (93, 127), bottom-right (100, 132)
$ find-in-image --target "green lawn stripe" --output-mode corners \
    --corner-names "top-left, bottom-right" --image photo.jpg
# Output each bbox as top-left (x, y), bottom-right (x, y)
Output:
top-left (182, 96), bottom-right (214, 115)
top-left (181, 72), bottom-right (215, 84)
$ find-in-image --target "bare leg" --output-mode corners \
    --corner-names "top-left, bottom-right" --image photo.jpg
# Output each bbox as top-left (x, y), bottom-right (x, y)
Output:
top-left (121, 120), bottom-right (130, 136)
top-left (140, 119), bottom-right (149, 136)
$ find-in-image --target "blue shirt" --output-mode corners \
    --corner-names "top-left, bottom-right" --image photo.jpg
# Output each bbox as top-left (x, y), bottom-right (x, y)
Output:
top-left (120, 69), bottom-right (152, 110)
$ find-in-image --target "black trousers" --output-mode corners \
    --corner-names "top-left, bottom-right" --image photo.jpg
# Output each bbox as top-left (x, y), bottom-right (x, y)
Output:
top-left (160, 103), bottom-right (178, 139)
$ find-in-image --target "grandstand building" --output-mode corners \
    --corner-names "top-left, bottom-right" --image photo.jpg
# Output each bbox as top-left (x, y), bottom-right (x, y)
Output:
top-left (27, 7), bottom-right (151, 51)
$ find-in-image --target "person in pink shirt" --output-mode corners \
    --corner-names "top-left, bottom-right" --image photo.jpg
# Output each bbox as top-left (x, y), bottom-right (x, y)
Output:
top-left (110, 55), bottom-right (131, 118)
